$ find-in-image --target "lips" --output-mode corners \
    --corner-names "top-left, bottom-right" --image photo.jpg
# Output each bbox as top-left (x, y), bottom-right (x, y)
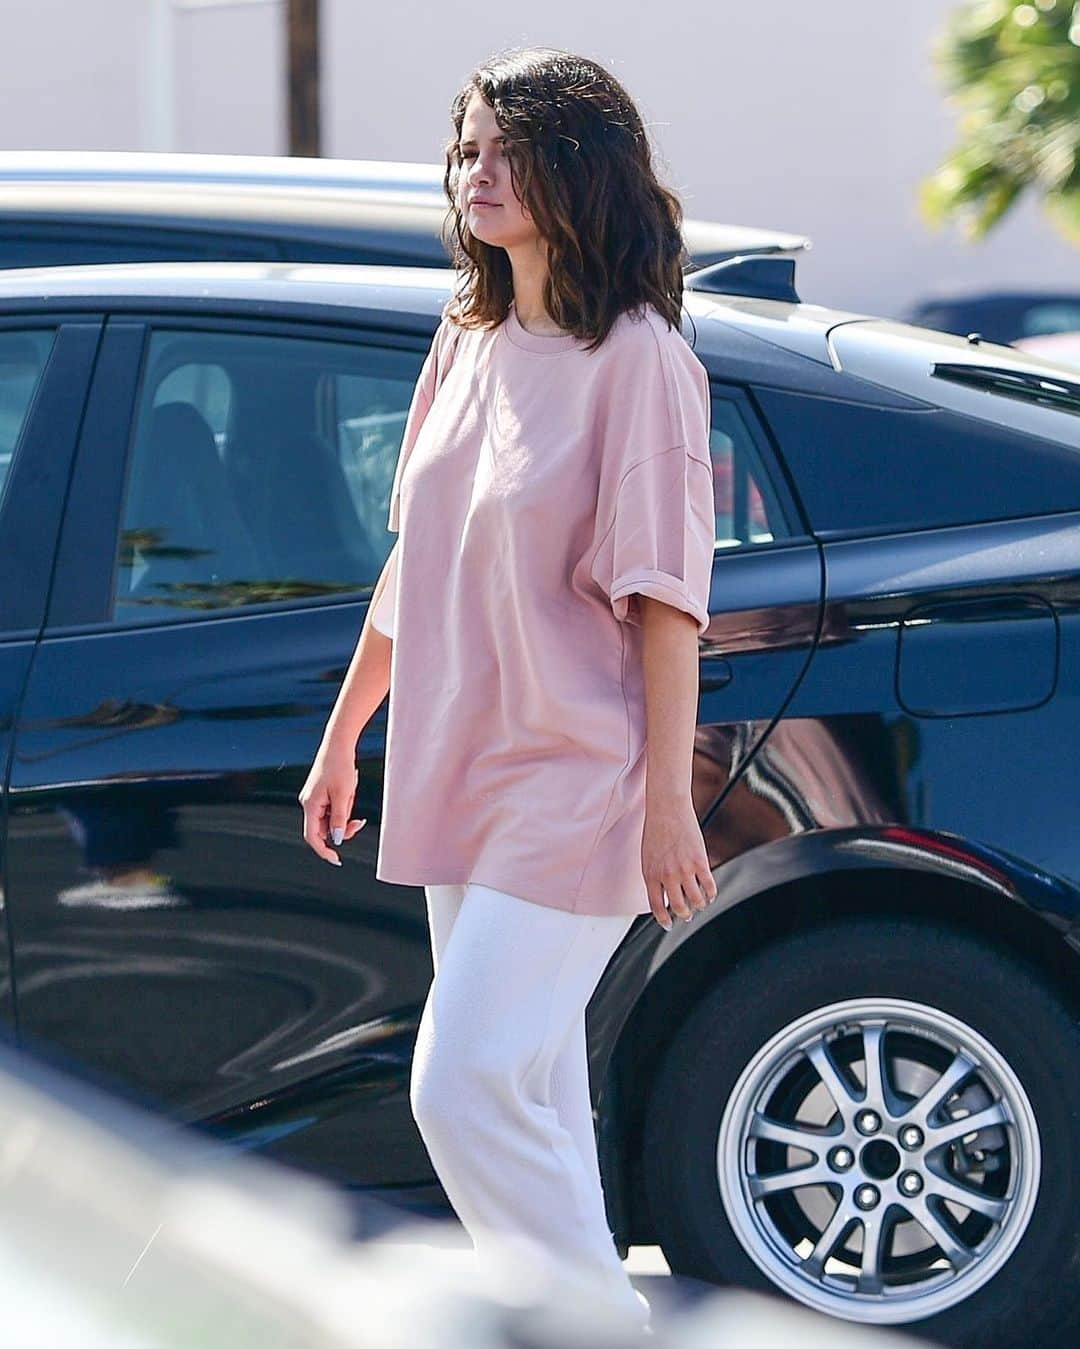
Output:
top-left (469, 199), bottom-right (499, 207)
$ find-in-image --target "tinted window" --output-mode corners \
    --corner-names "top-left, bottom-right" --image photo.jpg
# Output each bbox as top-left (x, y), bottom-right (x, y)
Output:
top-left (0, 328), bottom-right (55, 512)
top-left (709, 396), bottom-right (791, 548)
top-left (906, 298), bottom-right (1028, 345)
top-left (0, 224), bottom-right (276, 270)
top-left (906, 296), bottom-right (1080, 346)
top-left (1020, 302), bottom-right (1080, 338)
top-left (754, 388), bottom-right (1080, 537)
top-left (332, 368), bottom-right (418, 543)
top-left (112, 328), bottom-right (423, 624)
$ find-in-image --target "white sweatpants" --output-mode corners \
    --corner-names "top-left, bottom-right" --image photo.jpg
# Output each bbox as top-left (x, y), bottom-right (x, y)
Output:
top-left (410, 881), bottom-right (650, 1334)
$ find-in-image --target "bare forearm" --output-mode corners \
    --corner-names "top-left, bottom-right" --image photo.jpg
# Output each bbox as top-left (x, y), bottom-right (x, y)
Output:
top-left (320, 544), bottom-right (396, 755)
top-left (640, 596), bottom-right (700, 806)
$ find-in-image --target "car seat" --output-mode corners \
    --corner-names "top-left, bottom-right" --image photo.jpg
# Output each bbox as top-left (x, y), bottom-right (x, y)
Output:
top-left (121, 401), bottom-right (263, 605)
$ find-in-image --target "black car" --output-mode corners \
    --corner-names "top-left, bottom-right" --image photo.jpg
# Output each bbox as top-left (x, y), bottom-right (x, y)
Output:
top-left (1, 257), bottom-right (1078, 1347)
top-left (901, 286), bottom-right (1080, 347)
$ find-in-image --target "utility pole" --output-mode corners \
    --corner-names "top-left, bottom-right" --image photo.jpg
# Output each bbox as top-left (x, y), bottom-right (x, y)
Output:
top-left (286, 0), bottom-right (320, 157)
top-left (145, 0), bottom-right (177, 150)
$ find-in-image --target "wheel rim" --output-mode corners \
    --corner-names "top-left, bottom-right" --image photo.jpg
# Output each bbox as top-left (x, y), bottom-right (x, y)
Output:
top-left (716, 997), bottom-right (1041, 1324)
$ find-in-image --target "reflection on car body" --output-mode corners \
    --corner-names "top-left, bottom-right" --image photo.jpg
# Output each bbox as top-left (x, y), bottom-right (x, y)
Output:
top-left (0, 256), bottom-right (1077, 1346)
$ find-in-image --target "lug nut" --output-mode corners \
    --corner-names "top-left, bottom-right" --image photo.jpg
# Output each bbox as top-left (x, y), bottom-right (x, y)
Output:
top-left (899, 1124), bottom-right (924, 1150)
top-left (855, 1110), bottom-right (882, 1136)
top-left (828, 1146), bottom-right (855, 1172)
top-left (898, 1170), bottom-right (924, 1197)
top-left (855, 1184), bottom-right (881, 1210)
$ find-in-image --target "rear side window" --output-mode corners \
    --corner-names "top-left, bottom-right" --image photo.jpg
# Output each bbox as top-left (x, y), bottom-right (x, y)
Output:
top-left (0, 329), bottom-right (55, 513)
top-left (753, 388), bottom-right (1080, 537)
top-left (709, 396), bottom-right (792, 548)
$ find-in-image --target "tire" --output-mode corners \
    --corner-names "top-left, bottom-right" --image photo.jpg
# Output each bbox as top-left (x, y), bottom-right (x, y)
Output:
top-left (641, 916), bottom-right (1079, 1347)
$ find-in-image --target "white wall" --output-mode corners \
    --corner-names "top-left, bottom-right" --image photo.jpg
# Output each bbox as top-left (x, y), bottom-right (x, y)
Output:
top-left (323, 0), bottom-right (1079, 316)
top-left (0, 0), bottom-right (1076, 317)
top-left (0, 0), bottom-right (283, 157)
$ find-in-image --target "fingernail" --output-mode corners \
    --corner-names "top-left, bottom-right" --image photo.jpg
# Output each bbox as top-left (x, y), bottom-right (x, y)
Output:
top-left (331, 826), bottom-right (343, 845)
top-left (330, 856), bottom-right (342, 866)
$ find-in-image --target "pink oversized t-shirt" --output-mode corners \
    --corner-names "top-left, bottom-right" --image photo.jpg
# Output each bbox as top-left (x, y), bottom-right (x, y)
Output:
top-left (372, 298), bottom-right (716, 916)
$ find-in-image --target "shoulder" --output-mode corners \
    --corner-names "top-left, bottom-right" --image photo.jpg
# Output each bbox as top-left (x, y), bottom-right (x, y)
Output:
top-left (434, 305), bottom-right (488, 362)
top-left (601, 303), bottom-right (706, 381)
top-left (606, 301), bottom-right (689, 345)
top-left (605, 303), bottom-right (707, 391)
top-left (435, 304), bottom-right (463, 345)
top-left (591, 304), bottom-right (711, 479)
top-left (427, 308), bottom-right (471, 373)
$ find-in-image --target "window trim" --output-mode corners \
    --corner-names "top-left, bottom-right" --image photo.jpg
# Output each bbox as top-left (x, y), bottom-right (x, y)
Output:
top-left (0, 316), bottom-right (103, 639)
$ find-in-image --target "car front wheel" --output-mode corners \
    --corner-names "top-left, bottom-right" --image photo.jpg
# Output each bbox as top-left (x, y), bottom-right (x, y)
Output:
top-left (641, 916), bottom-right (1078, 1347)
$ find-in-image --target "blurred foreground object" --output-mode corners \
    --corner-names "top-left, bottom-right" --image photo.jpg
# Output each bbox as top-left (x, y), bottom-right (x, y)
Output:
top-left (0, 1038), bottom-right (935, 1347)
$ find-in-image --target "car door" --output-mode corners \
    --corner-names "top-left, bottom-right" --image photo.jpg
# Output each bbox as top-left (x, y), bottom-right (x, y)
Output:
top-left (693, 382), bottom-right (826, 866)
top-left (4, 310), bottom-right (439, 1190)
top-left (750, 380), bottom-right (1080, 890)
top-left (0, 315), bottom-right (102, 1039)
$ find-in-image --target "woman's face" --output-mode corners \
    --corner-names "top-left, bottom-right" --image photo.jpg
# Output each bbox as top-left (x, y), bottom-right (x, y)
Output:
top-left (456, 88), bottom-right (540, 252)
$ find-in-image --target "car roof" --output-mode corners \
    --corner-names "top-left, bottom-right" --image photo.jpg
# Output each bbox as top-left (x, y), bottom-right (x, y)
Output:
top-left (0, 258), bottom-right (473, 323)
top-left (0, 149), bottom-right (811, 269)
top-left (0, 257), bottom-right (852, 358)
top-left (0, 149), bottom-right (448, 197)
top-left (1, 258), bottom-right (1075, 446)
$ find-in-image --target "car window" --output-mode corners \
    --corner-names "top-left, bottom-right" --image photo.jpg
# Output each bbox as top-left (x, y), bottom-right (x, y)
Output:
top-left (154, 359), bottom-right (232, 444)
top-left (0, 224), bottom-right (277, 270)
top-left (330, 369), bottom-right (413, 543)
top-left (0, 328), bottom-right (56, 513)
top-left (112, 327), bottom-right (422, 624)
top-left (1020, 302), bottom-right (1080, 339)
top-left (753, 386), bottom-right (1080, 538)
top-left (709, 395), bottom-right (791, 549)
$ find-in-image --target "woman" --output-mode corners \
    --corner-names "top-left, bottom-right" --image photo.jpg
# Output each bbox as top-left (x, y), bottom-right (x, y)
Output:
top-left (299, 46), bottom-right (717, 1337)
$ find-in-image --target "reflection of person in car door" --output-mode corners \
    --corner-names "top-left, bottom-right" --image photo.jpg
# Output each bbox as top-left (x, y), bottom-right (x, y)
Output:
top-left (300, 47), bottom-right (719, 1337)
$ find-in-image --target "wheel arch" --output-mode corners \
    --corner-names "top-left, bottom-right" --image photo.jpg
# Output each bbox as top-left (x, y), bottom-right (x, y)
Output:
top-left (598, 827), bottom-right (1080, 1253)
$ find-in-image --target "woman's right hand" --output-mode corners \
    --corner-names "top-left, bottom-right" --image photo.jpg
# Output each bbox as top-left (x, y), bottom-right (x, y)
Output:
top-left (298, 742), bottom-right (367, 866)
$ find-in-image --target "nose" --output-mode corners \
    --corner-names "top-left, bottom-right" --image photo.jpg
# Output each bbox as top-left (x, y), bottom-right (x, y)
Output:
top-left (467, 155), bottom-right (495, 187)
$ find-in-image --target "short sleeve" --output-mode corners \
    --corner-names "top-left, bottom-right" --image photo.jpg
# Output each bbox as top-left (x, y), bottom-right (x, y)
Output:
top-left (386, 308), bottom-right (461, 533)
top-left (588, 317), bottom-right (716, 635)
top-left (590, 445), bottom-right (716, 635)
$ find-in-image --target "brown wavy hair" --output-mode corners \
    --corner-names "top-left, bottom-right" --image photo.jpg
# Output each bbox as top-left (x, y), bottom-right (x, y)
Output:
top-left (439, 47), bottom-right (692, 353)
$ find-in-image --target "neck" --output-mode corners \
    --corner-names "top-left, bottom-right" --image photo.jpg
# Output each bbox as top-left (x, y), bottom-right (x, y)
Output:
top-left (506, 244), bottom-right (566, 334)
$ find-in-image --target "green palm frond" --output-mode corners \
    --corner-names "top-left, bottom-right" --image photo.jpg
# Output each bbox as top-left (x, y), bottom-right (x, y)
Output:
top-left (921, 0), bottom-right (1080, 243)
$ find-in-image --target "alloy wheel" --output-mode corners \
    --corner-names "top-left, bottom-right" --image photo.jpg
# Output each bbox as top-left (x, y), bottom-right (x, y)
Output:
top-left (716, 997), bottom-right (1041, 1324)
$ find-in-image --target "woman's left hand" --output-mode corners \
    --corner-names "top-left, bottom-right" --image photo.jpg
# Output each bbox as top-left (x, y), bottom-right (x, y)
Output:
top-left (642, 794), bottom-right (718, 929)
